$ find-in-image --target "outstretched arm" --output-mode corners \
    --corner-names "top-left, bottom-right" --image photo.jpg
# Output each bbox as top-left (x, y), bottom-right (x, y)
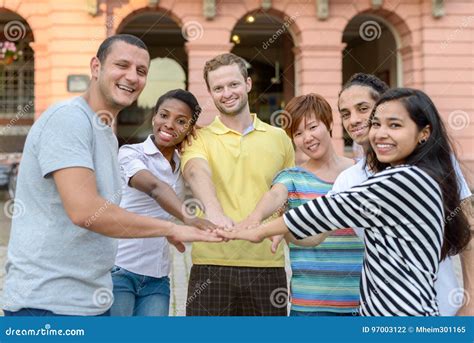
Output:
top-left (53, 167), bottom-right (222, 252)
top-left (218, 216), bottom-right (329, 245)
top-left (183, 158), bottom-right (233, 228)
top-left (234, 183), bottom-right (288, 230)
top-left (284, 232), bottom-right (330, 246)
top-left (130, 169), bottom-right (217, 231)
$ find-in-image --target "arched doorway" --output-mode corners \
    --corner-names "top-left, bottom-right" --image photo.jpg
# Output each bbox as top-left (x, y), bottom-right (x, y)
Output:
top-left (0, 9), bottom-right (34, 153)
top-left (116, 11), bottom-right (186, 146)
top-left (230, 10), bottom-right (296, 123)
top-left (341, 14), bottom-right (399, 154)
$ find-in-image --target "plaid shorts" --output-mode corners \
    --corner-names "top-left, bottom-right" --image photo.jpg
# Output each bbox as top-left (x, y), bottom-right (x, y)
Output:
top-left (186, 265), bottom-right (288, 316)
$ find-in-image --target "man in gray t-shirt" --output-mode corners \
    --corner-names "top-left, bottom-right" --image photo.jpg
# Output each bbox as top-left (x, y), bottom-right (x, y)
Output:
top-left (2, 34), bottom-right (221, 316)
top-left (3, 96), bottom-right (122, 315)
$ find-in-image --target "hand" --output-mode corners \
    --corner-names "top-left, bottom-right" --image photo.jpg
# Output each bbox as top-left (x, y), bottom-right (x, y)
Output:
top-left (206, 212), bottom-right (234, 229)
top-left (269, 234), bottom-right (284, 254)
top-left (183, 216), bottom-right (219, 231)
top-left (234, 216), bottom-right (261, 231)
top-left (216, 227), bottom-right (264, 243)
top-left (167, 224), bottom-right (223, 253)
top-left (178, 126), bottom-right (200, 153)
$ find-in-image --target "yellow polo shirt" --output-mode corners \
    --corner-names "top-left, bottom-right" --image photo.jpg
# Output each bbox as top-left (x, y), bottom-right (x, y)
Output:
top-left (181, 114), bottom-right (295, 267)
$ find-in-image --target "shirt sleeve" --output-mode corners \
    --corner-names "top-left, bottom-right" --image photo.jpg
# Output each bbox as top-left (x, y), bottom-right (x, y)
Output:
top-left (452, 156), bottom-right (472, 200)
top-left (37, 105), bottom-right (94, 178)
top-left (180, 129), bottom-right (209, 173)
top-left (118, 145), bottom-right (148, 186)
top-left (271, 169), bottom-right (293, 190)
top-left (284, 172), bottom-right (397, 239)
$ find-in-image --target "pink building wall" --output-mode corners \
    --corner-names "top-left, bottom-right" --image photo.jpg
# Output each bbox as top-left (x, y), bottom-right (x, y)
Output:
top-left (1, 0), bottom-right (473, 184)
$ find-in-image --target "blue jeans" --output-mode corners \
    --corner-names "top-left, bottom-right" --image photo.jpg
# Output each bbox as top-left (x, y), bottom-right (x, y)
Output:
top-left (3, 308), bottom-right (110, 316)
top-left (110, 266), bottom-right (170, 316)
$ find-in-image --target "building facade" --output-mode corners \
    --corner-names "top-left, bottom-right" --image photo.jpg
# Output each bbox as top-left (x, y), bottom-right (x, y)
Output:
top-left (0, 0), bottom-right (473, 184)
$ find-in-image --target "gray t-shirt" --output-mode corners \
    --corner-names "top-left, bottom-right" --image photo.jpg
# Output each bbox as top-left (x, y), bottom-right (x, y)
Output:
top-left (2, 96), bottom-right (121, 315)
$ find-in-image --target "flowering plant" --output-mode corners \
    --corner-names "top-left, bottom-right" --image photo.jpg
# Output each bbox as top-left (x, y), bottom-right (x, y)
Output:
top-left (0, 41), bottom-right (22, 65)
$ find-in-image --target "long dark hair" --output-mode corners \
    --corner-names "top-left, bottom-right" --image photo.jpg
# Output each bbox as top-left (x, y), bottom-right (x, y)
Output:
top-left (367, 88), bottom-right (471, 259)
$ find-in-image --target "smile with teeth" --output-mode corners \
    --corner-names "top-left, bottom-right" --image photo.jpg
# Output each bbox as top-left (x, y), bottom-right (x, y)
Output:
top-left (306, 143), bottom-right (320, 151)
top-left (157, 129), bottom-right (177, 141)
top-left (117, 84), bottom-right (135, 93)
top-left (375, 143), bottom-right (395, 153)
top-left (223, 98), bottom-right (237, 106)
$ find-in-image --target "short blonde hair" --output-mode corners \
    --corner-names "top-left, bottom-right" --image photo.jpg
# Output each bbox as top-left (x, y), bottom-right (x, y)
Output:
top-left (203, 53), bottom-right (248, 90)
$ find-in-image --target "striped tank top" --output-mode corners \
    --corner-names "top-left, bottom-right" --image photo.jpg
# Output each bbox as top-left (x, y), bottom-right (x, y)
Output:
top-left (273, 167), bottom-right (364, 313)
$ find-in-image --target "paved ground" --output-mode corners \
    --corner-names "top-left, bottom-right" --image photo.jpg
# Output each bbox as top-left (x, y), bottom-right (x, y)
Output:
top-left (0, 191), bottom-right (464, 316)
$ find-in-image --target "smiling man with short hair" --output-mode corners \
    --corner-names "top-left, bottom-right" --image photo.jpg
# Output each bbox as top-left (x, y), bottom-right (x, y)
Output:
top-left (2, 34), bottom-right (221, 317)
top-left (182, 53), bottom-right (295, 316)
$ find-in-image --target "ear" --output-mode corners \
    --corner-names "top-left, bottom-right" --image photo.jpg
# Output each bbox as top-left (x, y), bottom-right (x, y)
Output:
top-left (90, 56), bottom-right (101, 80)
top-left (246, 76), bottom-right (252, 93)
top-left (418, 124), bottom-right (431, 143)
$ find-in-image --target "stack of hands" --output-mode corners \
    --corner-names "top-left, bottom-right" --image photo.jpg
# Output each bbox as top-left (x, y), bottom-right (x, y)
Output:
top-left (169, 213), bottom-right (284, 253)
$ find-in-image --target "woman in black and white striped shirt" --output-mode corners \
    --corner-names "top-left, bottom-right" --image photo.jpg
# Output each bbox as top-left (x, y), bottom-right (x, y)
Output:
top-left (218, 88), bottom-right (471, 316)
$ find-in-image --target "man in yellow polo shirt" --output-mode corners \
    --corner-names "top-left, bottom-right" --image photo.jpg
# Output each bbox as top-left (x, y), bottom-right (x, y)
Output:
top-left (181, 53), bottom-right (294, 316)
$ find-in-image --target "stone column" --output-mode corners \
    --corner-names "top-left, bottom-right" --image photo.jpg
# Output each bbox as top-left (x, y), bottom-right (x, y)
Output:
top-left (293, 43), bottom-right (346, 153)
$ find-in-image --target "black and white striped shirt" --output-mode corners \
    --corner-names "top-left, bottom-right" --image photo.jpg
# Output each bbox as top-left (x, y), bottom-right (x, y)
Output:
top-left (284, 165), bottom-right (444, 316)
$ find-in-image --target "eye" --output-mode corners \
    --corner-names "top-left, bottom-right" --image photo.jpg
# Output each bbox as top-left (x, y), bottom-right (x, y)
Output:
top-left (137, 69), bottom-right (147, 76)
top-left (159, 112), bottom-right (168, 119)
top-left (231, 82), bottom-right (239, 87)
top-left (116, 63), bottom-right (127, 68)
top-left (293, 132), bottom-right (302, 137)
top-left (340, 112), bottom-right (350, 120)
top-left (371, 121), bottom-right (380, 128)
top-left (177, 118), bottom-right (187, 125)
top-left (389, 123), bottom-right (401, 128)
top-left (310, 124), bottom-right (318, 130)
top-left (359, 106), bottom-right (369, 112)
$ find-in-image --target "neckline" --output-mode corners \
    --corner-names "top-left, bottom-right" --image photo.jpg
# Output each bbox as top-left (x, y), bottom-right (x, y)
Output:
top-left (292, 166), bottom-right (335, 185)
